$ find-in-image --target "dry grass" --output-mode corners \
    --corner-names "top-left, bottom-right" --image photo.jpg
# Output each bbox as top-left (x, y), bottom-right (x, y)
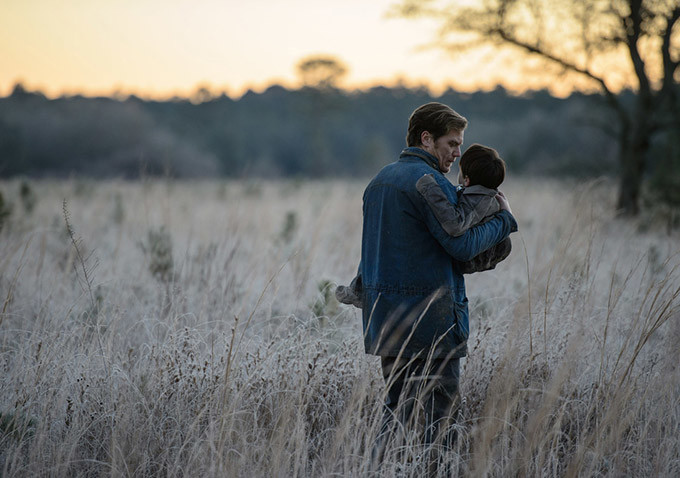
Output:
top-left (0, 177), bottom-right (678, 477)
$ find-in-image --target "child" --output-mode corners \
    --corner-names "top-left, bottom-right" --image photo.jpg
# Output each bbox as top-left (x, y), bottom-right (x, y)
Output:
top-left (336, 143), bottom-right (512, 308)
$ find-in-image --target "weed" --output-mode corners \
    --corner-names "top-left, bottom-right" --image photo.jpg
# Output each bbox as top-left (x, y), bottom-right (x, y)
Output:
top-left (63, 199), bottom-right (100, 306)
top-left (62, 199), bottom-right (109, 377)
top-left (0, 189), bottom-right (11, 232)
top-left (19, 179), bottom-right (37, 214)
top-left (0, 409), bottom-right (36, 441)
top-left (112, 191), bottom-right (125, 224)
top-left (140, 225), bottom-right (174, 283)
top-left (279, 210), bottom-right (298, 244)
top-left (216, 181), bottom-right (228, 200)
top-left (311, 278), bottom-right (340, 320)
top-left (73, 179), bottom-right (94, 197)
top-left (243, 181), bottom-right (262, 197)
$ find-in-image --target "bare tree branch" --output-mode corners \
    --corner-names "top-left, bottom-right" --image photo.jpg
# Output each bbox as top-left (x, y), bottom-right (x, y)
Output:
top-left (488, 27), bottom-right (629, 128)
top-left (661, 6), bottom-right (680, 85)
top-left (624, 0), bottom-right (653, 98)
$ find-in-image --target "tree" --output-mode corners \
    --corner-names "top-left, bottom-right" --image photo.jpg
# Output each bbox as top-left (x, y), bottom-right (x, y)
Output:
top-left (394, 0), bottom-right (680, 215)
top-left (296, 55), bottom-right (348, 90)
top-left (295, 55), bottom-right (349, 175)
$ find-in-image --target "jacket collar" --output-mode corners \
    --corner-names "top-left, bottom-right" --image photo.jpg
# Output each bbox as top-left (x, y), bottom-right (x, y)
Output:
top-left (461, 184), bottom-right (498, 196)
top-left (399, 147), bottom-right (440, 172)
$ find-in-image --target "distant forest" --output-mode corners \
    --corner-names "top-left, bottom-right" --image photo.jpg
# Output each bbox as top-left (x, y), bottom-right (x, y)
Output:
top-left (0, 83), bottom-right (631, 179)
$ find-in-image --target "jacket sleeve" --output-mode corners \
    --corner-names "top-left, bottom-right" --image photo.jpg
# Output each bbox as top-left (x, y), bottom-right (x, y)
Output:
top-left (419, 177), bottom-right (518, 262)
top-left (459, 237), bottom-right (512, 274)
top-left (432, 210), bottom-right (517, 262)
top-left (416, 174), bottom-right (484, 237)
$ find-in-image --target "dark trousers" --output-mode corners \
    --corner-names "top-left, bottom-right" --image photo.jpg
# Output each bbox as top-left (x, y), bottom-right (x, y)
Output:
top-left (374, 355), bottom-right (461, 468)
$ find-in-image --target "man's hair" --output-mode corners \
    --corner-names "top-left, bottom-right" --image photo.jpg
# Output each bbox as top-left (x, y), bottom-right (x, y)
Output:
top-left (459, 144), bottom-right (506, 189)
top-left (406, 102), bottom-right (468, 147)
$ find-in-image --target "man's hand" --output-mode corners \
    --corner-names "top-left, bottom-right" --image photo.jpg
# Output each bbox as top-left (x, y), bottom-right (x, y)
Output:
top-left (496, 190), bottom-right (512, 215)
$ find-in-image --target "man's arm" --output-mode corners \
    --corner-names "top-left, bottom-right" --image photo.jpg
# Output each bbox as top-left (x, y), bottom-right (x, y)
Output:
top-left (459, 237), bottom-right (512, 274)
top-left (431, 210), bottom-right (517, 262)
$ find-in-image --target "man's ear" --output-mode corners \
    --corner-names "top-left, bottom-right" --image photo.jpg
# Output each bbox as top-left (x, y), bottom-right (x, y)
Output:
top-left (420, 131), bottom-right (433, 148)
top-left (463, 176), bottom-right (471, 187)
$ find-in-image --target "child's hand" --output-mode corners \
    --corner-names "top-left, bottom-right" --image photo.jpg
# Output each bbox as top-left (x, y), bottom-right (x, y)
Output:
top-left (496, 190), bottom-right (513, 215)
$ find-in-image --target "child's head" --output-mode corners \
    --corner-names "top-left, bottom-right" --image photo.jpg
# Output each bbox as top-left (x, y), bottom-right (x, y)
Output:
top-left (457, 144), bottom-right (506, 189)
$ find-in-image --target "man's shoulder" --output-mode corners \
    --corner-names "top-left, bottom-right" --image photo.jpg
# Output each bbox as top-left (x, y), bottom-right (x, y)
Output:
top-left (367, 160), bottom-right (441, 192)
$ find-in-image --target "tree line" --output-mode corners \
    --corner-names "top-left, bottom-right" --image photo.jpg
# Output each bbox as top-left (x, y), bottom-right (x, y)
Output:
top-left (1, 83), bottom-right (625, 179)
top-left (2, 82), bottom-right (679, 215)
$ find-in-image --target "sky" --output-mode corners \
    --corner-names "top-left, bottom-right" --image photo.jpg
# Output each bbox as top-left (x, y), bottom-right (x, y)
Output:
top-left (0, 0), bottom-right (628, 99)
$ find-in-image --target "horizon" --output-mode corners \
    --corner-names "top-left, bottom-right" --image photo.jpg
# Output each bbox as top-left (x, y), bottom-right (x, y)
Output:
top-left (4, 78), bottom-right (612, 103)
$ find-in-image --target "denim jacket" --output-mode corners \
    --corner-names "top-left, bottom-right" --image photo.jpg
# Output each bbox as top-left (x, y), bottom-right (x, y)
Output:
top-left (360, 147), bottom-right (518, 359)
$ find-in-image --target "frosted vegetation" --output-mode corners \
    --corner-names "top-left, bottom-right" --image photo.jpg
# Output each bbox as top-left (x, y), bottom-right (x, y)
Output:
top-left (0, 178), bottom-right (678, 476)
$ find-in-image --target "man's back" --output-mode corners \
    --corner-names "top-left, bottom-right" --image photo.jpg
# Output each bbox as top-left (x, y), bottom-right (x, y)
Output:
top-left (362, 156), bottom-right (460, 292)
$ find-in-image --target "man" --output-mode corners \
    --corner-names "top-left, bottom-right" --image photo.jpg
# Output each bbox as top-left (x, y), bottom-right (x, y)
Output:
top-left (360, 102), bottom-right (517, 466)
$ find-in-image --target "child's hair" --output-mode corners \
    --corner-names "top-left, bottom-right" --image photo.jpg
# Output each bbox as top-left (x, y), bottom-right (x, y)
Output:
top-left (459, 144), bottom-right (506, 189)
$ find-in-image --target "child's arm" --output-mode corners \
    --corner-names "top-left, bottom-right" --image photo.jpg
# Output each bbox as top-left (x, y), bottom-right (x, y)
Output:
top-left (416, 174), bottom-right (491, 236)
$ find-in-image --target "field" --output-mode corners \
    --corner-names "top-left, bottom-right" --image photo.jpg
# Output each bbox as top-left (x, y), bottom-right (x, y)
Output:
top-left (1, 177), bottom-right (679, 477)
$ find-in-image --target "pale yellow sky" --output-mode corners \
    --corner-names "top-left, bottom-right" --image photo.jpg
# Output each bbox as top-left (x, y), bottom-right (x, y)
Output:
top-left (0, 0), bottom-right (628, 99)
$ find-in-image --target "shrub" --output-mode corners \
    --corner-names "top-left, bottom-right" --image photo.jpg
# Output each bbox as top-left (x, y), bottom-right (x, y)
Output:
top-left (19, 180), bottom-right (37, 214)
top-left (0, 190), bottom-right (11, 232)
top-left (140, 226), bottom-right (174, 283)
top-left (279, 210), bottom-right (298, 244)
top-left (311, 278), bottom-right (340, 320)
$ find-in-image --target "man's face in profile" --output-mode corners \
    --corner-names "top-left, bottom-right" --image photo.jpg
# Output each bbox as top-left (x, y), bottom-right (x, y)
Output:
top-left (423, 129), bottom-right (464, 174)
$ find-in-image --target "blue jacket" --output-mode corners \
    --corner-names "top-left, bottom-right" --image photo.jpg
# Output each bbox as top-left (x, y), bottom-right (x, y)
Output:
top-left (360, 147), bottom-right (518, 359)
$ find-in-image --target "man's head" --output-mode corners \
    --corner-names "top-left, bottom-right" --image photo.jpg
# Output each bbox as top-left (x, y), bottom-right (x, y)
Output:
top-left (406, 102), bottom-right (468, 174)
top-left (457, 144), bottom-right (506, 189)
